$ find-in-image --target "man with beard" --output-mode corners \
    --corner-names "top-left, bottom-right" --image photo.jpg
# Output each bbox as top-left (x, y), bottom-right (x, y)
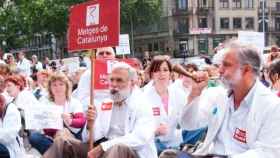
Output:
top-left (85, 62), bottom-right (157, 158)
top-left (56, 62), bottom-right (157, 158)
top-left (180, 39), bottom-right (280, 158)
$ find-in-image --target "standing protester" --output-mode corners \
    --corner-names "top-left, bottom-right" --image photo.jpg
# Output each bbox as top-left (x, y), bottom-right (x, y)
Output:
top-left (180, 39), bottom-right (280, 157)
top-left (16, 51), bottom-right (31, 77)
top-left (6, 54), bottom-right (17, 73)
top-left (75, 47), bottom-right (116, 111)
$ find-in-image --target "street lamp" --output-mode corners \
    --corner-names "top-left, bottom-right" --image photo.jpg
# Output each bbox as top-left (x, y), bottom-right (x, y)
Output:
top-left (261, 0), bottom-right (265, 33)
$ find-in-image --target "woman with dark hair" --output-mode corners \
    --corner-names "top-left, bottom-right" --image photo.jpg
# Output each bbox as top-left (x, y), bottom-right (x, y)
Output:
top-left (143, 55), bottom-right (187, 155)
top-left (268, 59), bottom-right (280, 96)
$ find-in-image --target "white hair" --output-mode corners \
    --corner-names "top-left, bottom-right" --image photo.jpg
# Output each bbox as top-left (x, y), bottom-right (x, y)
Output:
top-left (112, 62), bottom-right (137, 81)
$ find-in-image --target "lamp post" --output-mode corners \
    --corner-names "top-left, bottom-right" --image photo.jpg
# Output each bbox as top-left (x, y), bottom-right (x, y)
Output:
top-left (261, 0), bottom-right (266, 46)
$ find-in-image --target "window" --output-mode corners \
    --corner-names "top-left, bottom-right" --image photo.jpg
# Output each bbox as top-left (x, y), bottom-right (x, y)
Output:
top-left (275, 17), bottom-right (280, 31)
top-left (198, 0), bottom-right (207, 8)
top-left (245, 17), bottom-right (254, 29)
top-left (198, 17), bottom-right (208, 28)
top-left (220, 0), bottom-right (229, 8)
top-left (154, 42), bottom-right (159, 51)
top-left (233, 18), bottom-right (242, 29)
top-left (198, 38), bottom-right (208, 54)
top-left (276, 2), bottom-right (280, 11)
top-left (232, 0), bottom-right (241, 8)
top-left (177, 18), bottom-right (188, 33)
top-left (148, 43), bottom-right (153, 51)
top-left (178, 0), bottom-right (187, 10)
top-left (244, 0), bottom-right (253, 9)
top-left (259, 1), bottom-right (266, 8)
top-left (220, 18), bottom-right (230, 29)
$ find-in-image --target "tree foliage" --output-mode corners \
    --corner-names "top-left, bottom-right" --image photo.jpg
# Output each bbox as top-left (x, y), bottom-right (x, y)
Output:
top-left (0, 0), bottom-right (162, 52)
top-left (120, 0), bottom-right (162, 32)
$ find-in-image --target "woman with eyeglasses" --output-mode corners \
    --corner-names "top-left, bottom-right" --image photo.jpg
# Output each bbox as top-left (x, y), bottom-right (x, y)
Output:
top-left (143, 55), bottom-right (187, 155)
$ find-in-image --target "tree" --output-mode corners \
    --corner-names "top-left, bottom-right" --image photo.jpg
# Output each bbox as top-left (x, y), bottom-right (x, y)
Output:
top-left (0, 0), bottom-right (162, 57)
top-left (120, 0), bottom-right (162, 55)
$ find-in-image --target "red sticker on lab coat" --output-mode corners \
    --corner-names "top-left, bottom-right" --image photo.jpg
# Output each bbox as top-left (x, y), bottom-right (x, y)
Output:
top-left (101, 102), bottom-right (112, 111)
top-left (233, 128), bottom-right (247, 143)
top-left (152, 107), bottom-right (160, 116)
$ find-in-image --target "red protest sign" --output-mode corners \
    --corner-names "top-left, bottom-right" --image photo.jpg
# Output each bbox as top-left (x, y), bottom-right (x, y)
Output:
top-left (94, 59), bottom-right (141, 90)
top-left (68, 0), bottom-right (120, 52)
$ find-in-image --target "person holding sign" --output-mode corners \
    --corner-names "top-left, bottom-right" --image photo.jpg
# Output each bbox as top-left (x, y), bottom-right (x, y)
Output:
top-left (28, 73), bottom-right (86, 156)
top-left (0, 94), bottom-right (25, 158)
top-left (51, 62), bottom-right (156, 158)
top-left (180, 39), bottom-right (280, 157)
top-left (75, 47), bottom-right (116, 111)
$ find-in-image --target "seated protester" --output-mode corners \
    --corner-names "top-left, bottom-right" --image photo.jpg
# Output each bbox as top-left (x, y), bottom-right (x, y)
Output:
top-left (29, 73), bottom-right (85, 155)
top-left (143, 56), bottom-right (186, 155)
top-left (4, 74), bottom-right (39, 125)
top-left (0, 94), bottom-right (25, 158)
top-left (180, 39), bottom-right (280, 157)
top-left (268, 59), bottom-right (280, 96)
top-left (44, 62), bottom-right (157, 158)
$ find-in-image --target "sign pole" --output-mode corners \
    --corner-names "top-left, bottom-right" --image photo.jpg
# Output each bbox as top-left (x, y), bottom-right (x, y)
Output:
top-left (88, 49), bottom-right (96, 151)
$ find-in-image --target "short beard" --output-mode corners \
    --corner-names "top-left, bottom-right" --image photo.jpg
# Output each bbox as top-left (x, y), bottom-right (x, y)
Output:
top-left (110, 88), bottom-right (131, 103)
top-left (220, 68), bottom-right (242, 90)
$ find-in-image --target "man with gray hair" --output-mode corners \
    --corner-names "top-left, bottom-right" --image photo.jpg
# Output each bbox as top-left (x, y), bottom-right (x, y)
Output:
top-left (180, 39), bottom-right (280, 157)
top-left (49, 62), bottom-right (157, 158)
top-left (85, 62), bottom-right (157, 158)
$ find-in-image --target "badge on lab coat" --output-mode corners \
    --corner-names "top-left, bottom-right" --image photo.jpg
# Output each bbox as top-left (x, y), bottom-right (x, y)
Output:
top-left (233, 128), bottom-right (247, 143)
top-left (101, 101), bottom-right (113, 111)
top-left (152, 107), bottom-right (160, 116)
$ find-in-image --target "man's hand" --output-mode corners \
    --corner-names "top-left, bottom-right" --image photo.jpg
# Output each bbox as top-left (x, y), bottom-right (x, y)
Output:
top-left (87, 105), bottom-right (97, 129)
top-left (155, 123), bottom-right (168, 136)
top-left (88, 145), bottom-right (104, 158)
top-left (188, 71), bottom-right (209, 103)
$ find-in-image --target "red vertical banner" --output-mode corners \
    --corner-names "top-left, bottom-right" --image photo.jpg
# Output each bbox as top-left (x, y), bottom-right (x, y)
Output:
top-left (68, 0), bottom-right (120, 52)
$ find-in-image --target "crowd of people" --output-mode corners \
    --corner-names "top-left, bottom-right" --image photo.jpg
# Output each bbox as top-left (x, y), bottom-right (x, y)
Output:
top-left (0, 38), bottom-right (280, 158)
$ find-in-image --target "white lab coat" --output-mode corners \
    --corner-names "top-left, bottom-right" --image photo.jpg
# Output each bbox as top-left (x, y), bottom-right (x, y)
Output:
top-left (180, 80), bottom-right (280, 158)
top-left (0, 103), bottom-right (25, 158)
top-left (17, 58), bottom-right (31, 76)
top-left (143, 83), bottom-right (187, 147)
top-left (82, 88), bottom-right (158, 158)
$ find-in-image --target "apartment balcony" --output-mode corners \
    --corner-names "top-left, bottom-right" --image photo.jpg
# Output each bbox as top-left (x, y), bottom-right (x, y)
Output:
top-left (172, 8), bottom-right (193, 16)
top-left (268, 27), bottom-right (280, 33)
top-left (271, 7), bottom-right (280, 15)
top-left (196, 7), bottom-right (214, 15)
top-left (258, 7), bottom-right (270, 14)
top-left (173, 29), bottom-right (189, 37)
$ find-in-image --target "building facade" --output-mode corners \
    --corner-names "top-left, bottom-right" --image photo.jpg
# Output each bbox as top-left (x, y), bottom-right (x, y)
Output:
top-left (133, 0), bottom-right (280, 58)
